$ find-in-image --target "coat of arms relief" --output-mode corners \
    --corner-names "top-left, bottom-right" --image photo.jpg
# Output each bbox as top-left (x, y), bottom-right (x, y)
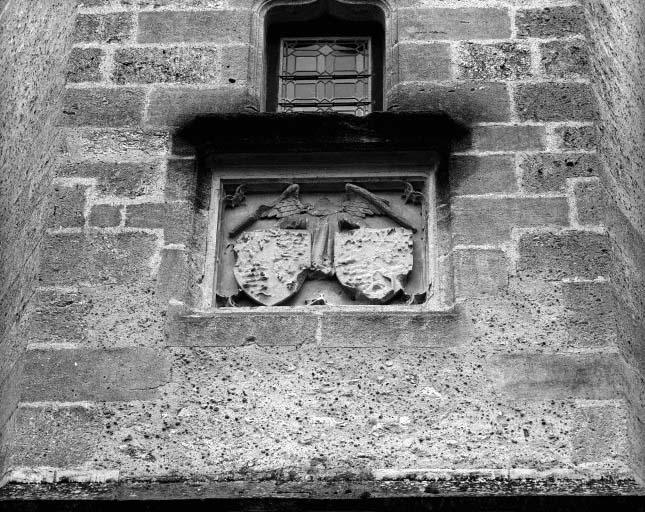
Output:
top-left (216, 181), bottom-right (428, 307)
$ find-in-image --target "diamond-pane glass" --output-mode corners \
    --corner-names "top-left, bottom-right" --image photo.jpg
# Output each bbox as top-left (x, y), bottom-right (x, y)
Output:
top-left (278, 38), bottom-right (371, 116)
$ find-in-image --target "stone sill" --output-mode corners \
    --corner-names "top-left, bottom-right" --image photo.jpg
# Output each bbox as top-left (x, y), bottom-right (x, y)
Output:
top-left (1, 475), bottom-right (643, 500)
top-left (165, 300), bottom-right (468, 348)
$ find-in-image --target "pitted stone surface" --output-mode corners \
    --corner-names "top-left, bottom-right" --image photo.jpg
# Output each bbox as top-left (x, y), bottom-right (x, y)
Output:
top-left (234, 229), bottom-right (311, 306)
top-left (334, 228), bottom-right (414, 303)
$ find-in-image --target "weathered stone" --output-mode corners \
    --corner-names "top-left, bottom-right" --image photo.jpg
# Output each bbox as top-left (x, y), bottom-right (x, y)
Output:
top-left (454, 249), bottom-right (508, 298)
top-left (554, 125), bottom-right (597, 151)
top-left (146, 86), bottom-right (259, 127)
top-left (40, 232), bottom-right (158, 286)
top-left (165, 307), bottom-right (318, 347)
top-left (541, 40), bottom-right (590, 79)
top-left (59, 161), bottom-right (162, 198)
top-left (449, 155), bottom-right (517, 195)
top-left (66, 48), bottom-right (103, 83)
top-left (516, 7), bottom-right (587, 38)
top-left (112, 47), bottom-right (219, 84)
top-left (453, 124), bottom-right (545, 152)
top-left (10, 405), bottom-right (102, 467)
top-left (457, 42), bottom-right (531, 80)
top-left (491, 353), bottom-right (622, 400)
top-left (562, 281), bottom-right (617, 347)
top-left (219, 44), bottom-right (251, 84)
top-left (62, 88), bottom-right (145, 127)
top-left (520, 153), bottom-right (600, 192)
top-left (48, 184), bottom-right (86, 228)
top-left (452, 197), bottom-right (569, 245)
top-left (125, 202), bottom-right (193, 244)
top-left (89, 205), bottom-right (122, 228)
top-left (24, 285), bottom-right (165, 348)
top-left (516, 83), bottom-right (597, 121)
top-left (74, 13), bottom-right (134, 44)
top-left (234, 229), bottom-right (311, 306)
top-left (164, 159), bottom-right (197, 201)
top-left (335, 228), bottom-right (414, 303)
top-left (399, 8), bottom-right (511, 41)
top-left (517, 231), bottom-right (611, 280)
top-left (63, 128), bottom-right (170, 162)
top-left (394, 42), bottom-right (452, 82)
top-left (387, 82), bottom-right (510, 123)
top-left (21, 348), bottom-right (171, 401)
top-left (137, 10), bottom-right (250, 44)
top-left (574, 179), bottom-right (606, 226)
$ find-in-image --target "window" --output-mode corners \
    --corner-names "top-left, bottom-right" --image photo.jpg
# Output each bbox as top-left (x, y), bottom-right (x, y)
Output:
top-left (265, 11), bottom-right (383, 114)
top-left (278, 37), bottom-right (372, 115)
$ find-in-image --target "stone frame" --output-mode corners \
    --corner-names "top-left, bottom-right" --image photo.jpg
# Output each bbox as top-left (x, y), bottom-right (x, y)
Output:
top-left (200, 151), bottom-right (447, 311)
top-left (165, 112), bottom-right (466, 346)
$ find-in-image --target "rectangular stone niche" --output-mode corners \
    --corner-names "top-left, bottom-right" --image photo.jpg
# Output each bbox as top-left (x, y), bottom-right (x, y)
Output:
top-left (166, 113), bottom-right (465, 345)
top-left (206, 165), bottom-right (439, 308)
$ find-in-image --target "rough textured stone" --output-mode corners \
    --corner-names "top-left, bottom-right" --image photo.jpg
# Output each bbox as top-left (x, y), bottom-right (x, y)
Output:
top-left (66, 48), bottom-right (103, 83)
top-left (584, 0), bottom-right (645, 236)
top-left (554, 125), bottom-right (597, 150)
top-left (112, 47), bottom-right (219, 84)
top-left (516, 7), bottom-right (587, 38)
top-left (562, 281), bottom-right (617, 347)
top-left (164, 159), bottom-right (196, 201)
top-left (457, 43), bottom-right (531, 80)
top-left (574, 179), bottom-right (606, 226)
top-left (74, 13), bottom-right (134, 44)
top-left (541, 40), bottom-right (590, 79)
top-left (452, 197), bottom-right (569, 245)
top-left (58, 161), bottom-right (162, 198)
top-left (0, 0), bottom-right (75, 474)
top-left (454, 125), bottom-right (545, 152)
top-left (395, 42), bottom-right (452, 82)
top-left (517, 231), bottom-right (611, 280)
top-left (145, 86), bottom-right (259, 127)
top-left (24, 284), bottom-right (165, 349)
top-left (454, 249), bottom-right (508, 298)
top-left (387, 82), bottom-right (510, 123)
top-left (572, 403), bottom-right (631, 466)
top-left (219, 44), bottom-right (251, 85)
top-left (516, 83), bottom-right (597, 122)
top-left (491, 353), bottom-right (622, 400)
top-left (520, 153), bottom-right (600, 192)
top-left (89, 205), bottom-right (122, 228)
top-left (48, 184), bottom-right (86, 228)
top-left (10, 405), bottom-right (102, 468)
top-left (449, 155), bottom-right (518, 196)
top-left (40, 232), bottom-right (158, 286)
top-left (399, 8), bottom-right (511, 41)
top-left (62, 128), bottom-right (170, 162)
top-left (62, 88), bottom-right (145, 127)
top-left (137, 11), bottom-right (250, 44)
top-left (20, 348), bottom-right (171, 401)
top-left (125, 202), bottom-right (193, 244)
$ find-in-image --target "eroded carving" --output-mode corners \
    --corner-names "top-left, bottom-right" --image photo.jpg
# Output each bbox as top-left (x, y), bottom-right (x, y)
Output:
top-left (220, 182), bottom-right (427, 306)
top-left (335, 227), bottom-right (414, 303)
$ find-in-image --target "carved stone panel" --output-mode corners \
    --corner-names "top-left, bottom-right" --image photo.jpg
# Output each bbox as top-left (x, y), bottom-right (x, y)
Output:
top-left (210, 176), bottom-right (434, 308)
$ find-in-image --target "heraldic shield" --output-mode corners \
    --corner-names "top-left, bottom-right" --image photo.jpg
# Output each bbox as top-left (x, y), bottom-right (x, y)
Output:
top-left (233, 228), bottom-right (311, 306)
top-left (334, 227), bottom-right (414, 303)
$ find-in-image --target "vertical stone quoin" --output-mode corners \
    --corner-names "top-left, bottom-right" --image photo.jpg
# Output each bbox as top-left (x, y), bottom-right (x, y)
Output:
top-left (0, 0), bottom-right (643, 498)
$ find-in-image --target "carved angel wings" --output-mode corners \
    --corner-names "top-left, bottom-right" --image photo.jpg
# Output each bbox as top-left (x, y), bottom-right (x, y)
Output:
top-left (228, 183), bottom-right (418, 237)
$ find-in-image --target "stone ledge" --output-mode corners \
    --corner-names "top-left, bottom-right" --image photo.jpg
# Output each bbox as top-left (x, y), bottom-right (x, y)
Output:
top-left (1, 474), bottom-right (643, 500)
top-left (165, 301), bottom-right (467, 348)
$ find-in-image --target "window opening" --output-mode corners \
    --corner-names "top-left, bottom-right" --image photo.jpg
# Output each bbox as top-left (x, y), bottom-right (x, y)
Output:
top-left (278, 37), bottom-right (372, 115)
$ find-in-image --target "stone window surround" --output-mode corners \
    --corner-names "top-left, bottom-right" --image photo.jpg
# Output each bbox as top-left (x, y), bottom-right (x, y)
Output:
top-left (250, 0), bottom-right (392, 112)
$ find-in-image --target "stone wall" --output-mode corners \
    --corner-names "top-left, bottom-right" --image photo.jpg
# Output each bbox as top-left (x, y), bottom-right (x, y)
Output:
top-left (0, 0), bottom-right (76, 477)
top-left (581, 0), bottom-right (645, 479)
top-left (2, 0), bottom-right (643, 496)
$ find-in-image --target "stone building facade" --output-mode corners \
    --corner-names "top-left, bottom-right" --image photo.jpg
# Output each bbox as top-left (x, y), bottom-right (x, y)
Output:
top-left (0, 0), bottom-right (643, 499)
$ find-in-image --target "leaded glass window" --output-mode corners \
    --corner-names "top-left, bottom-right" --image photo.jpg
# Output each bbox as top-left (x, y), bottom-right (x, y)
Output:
top-left (278, 38), bottom-right (372, 116)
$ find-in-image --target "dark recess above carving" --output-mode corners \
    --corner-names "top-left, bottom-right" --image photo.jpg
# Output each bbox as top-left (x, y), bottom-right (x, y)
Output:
top-left (178, 112), bottom-right (469, 154)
